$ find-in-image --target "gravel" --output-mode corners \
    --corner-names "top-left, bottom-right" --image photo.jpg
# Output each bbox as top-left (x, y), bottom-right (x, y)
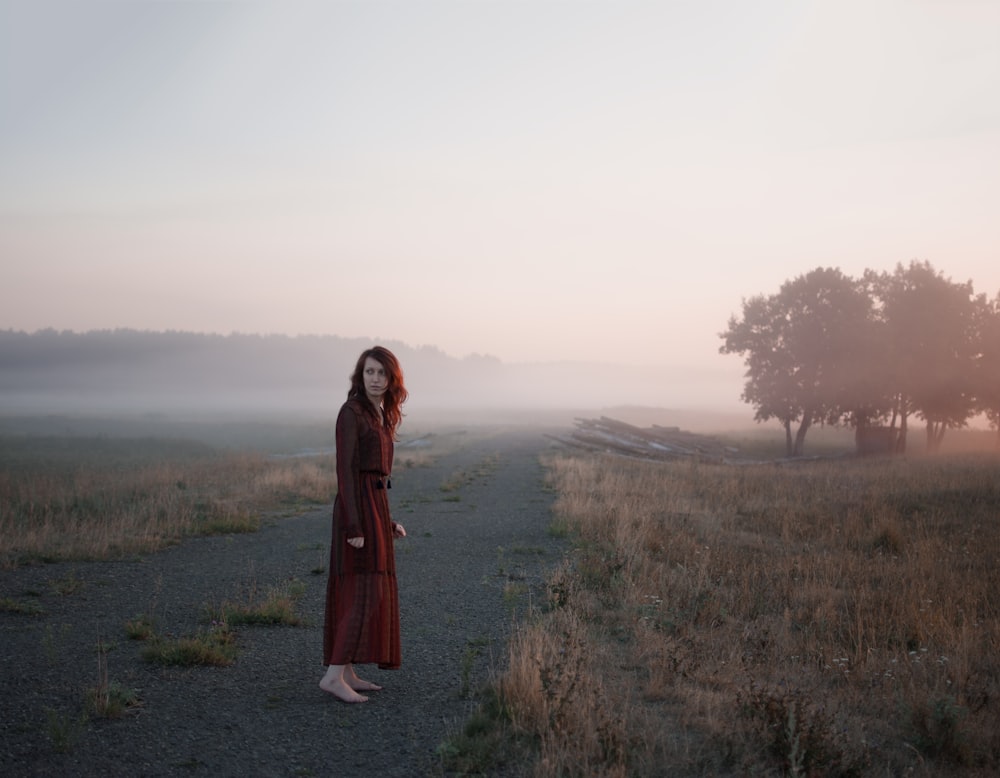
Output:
top-left (0, 428), bottom-right (565, 777)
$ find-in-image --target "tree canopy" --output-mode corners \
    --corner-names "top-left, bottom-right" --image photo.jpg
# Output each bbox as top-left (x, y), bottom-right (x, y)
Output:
top-left (720, 261), bottom-right (995, 456)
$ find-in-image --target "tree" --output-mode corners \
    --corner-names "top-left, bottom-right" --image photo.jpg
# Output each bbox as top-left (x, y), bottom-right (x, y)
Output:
top-left (867, 261), bottom-right (980, 453)
top-left (975, 291), bottom-right (1000, 446)
top-left (720, 267), bottom-right (876, 457)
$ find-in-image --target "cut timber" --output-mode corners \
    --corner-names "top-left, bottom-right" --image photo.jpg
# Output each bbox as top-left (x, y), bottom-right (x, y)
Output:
top-left (547, 416), bottom-right (741, 463)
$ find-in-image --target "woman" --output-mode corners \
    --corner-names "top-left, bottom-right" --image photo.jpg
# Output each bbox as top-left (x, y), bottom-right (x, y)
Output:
top-left (320, 346), bottom-right (408, 703)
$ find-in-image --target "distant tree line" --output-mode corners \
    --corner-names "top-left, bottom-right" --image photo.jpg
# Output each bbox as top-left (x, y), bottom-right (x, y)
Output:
top-left (0, 329), bottom-right (514, 413)
top-left (720, 260), bottom-right (1000, 457)
top-left (0, 330), bottom-right (458, 407)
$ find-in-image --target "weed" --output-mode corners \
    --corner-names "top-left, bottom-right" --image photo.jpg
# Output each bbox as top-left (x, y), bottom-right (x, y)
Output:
top-left (0, 596), bottom-right (44, 615)
top-left (87, 679), bottom-right (142, 719)
top-left (460, 644), bottom-right (482, 698)
top-left (44, 707), bottom-right (87, 753)
top-left (502, 581), bottom-right (529, 607)
top-left (440, 471), bottom-right (464, 492)
top-left (207, 578), bottom-right (306, 627)
top-left (141, 624), bottom-right (236, 667)
top-left (738, 682), bottom-right (845, 774)
top-left (903, 693), bottom-right (971, 764)
top-left (124, 614), bottom-right (156, 641)
top-left (193, 510), bottom-right (261, 535)
top-left (437, 687), bottom-right (519, 774)
top-left (440, 455), bottom-right (500, 495)
top-left (87, 638), bottom-right (141, 719)
top-left (49, 571), bottom-right (84, 596)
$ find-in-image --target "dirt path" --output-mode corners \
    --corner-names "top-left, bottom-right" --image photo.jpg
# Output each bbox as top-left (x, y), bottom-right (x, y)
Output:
top-left (0, 428), bottom-right (564, 777)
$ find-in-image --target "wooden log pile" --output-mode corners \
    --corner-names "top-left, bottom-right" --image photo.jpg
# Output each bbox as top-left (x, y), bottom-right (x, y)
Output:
top-left (548, 416), bottom-right (741, 463)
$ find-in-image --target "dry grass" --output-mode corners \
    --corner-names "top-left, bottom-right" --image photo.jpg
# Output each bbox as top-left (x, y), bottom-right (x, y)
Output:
top-left (0, 436), bottom-right (335, 568)
top-left (492, 452), bottom-right (1000, 776)
top-left (0, 426), bottom-right (463, 568)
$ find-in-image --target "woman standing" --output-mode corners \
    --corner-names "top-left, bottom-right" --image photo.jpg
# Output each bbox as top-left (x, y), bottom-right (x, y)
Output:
top-left (320, 346), bottom-right (408, 703)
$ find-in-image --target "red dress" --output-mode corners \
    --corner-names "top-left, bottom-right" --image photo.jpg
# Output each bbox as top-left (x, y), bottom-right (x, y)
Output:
top-left (322, 397), bottom-right (401, 669)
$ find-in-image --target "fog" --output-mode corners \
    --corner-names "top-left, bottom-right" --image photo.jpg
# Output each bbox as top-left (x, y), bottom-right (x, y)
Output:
top-left (0, 329), bottom-right (752, 432)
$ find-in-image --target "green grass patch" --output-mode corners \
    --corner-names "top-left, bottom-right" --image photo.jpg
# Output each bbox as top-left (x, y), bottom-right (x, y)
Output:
top-left (207, 579), bottom-right (307, 627)
top-left (86, 679), bottom-right (142, 719)
top-left (436, 687), bottom-right (526, 775)
top-left (141, 626), bottom-right (237, 667)
top-left (191, 510), bottom-right (261, 536)
top-left (0, 596), bottom-right (44, 615)
top-left (44, 707), bottom-right (87, 754)
top-left (124, 613), bottom-right (156, 641)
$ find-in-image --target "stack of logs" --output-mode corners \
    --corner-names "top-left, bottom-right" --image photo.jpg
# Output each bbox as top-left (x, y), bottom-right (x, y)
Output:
top-left (548, 416), bottom-right (741, 463)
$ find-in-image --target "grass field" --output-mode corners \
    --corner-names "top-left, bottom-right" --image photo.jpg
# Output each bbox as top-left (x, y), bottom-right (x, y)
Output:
top-left (5, 413), bottom-right (998, 775)
top-left (0, 413), bottom-right (449, 569)
top-left (0, 433), bottom-right (336, 568)
top-left (463, 449), bottom-right (1000, 776)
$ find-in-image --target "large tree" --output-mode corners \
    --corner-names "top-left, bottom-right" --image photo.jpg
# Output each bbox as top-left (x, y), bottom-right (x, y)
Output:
top-left (866, 261), bottom-right (980, 453)
top-left (720, 267), bottom-right (877, 457)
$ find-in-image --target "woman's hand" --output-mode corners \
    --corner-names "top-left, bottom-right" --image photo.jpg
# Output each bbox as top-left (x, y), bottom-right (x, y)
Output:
top-left (392, 522), bottom-right (407, 538)
top-left (347, 536), bottom-right (364, 548)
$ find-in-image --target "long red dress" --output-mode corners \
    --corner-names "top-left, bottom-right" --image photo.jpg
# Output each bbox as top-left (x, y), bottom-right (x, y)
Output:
top-left (322, 397), bottom-right (401, 669)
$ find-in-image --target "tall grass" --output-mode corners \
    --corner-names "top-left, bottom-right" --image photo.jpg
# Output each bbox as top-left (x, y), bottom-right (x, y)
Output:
top-left (0, 436), bottom-right (334, 568)
top-left (492, 452), bottom-right (1000, 776)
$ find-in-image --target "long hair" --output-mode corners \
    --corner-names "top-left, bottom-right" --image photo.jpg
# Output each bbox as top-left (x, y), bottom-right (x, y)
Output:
top-left (347, 345), bottom-right (408, 436)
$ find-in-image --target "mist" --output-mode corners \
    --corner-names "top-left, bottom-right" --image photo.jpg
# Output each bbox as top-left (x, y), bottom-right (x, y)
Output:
top-left (0, 329), bottom-right (751, 431)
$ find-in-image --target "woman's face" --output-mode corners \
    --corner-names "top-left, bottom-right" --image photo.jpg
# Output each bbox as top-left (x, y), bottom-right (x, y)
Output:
top-left (363, 357), bottom-right (389, 402)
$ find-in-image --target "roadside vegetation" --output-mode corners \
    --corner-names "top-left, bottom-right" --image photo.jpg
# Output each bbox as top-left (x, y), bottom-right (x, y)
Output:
top-left (0, 420), bottom-right (451, 570)
top-left (0, 435), bottom-right (335, 568)
top-left (443, 449), bottom-right (1000, 776)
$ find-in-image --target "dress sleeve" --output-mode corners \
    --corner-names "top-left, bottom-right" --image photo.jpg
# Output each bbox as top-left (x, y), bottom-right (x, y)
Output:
top-left (335, 404), bottom-right (364, 538)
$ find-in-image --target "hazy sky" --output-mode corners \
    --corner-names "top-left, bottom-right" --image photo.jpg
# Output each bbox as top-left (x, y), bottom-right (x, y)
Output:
top-left (2, 0), bottom-right (999, 372)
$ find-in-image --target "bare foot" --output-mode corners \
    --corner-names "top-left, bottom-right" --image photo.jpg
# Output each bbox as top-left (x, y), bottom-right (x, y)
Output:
top-left (343, 667), bottom-right (382, 692)
top-left (319, 677), bottom-right (369, 703)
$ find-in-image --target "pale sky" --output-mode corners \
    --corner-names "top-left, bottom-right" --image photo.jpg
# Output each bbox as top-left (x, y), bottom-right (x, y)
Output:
top-left (2, 0), bottom-right (999, 374)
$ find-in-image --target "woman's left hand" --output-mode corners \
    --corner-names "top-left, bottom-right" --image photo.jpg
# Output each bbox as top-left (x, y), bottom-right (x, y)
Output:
top-left (392, 522), bottom-right (407, 538)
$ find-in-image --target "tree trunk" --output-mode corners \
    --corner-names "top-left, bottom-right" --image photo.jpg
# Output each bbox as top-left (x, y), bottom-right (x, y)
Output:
top-left (895, 411), bottom-right (908, 455)
top-left (926, 421), bottom-right (947, 453)
top-left (793, 416), bottom-right (812, 457)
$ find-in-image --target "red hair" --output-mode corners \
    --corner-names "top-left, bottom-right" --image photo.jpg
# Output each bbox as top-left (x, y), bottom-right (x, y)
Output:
top-left (347, 346), bottom-right (408, 436)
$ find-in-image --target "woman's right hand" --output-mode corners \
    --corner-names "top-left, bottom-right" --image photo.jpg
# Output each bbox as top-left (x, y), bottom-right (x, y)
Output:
top-left (347, 536), bottom-right (364, 548)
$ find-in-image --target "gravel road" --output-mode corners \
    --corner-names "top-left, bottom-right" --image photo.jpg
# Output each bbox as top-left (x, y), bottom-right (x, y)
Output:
top-left (0, 427), bottom-right (565, 777)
